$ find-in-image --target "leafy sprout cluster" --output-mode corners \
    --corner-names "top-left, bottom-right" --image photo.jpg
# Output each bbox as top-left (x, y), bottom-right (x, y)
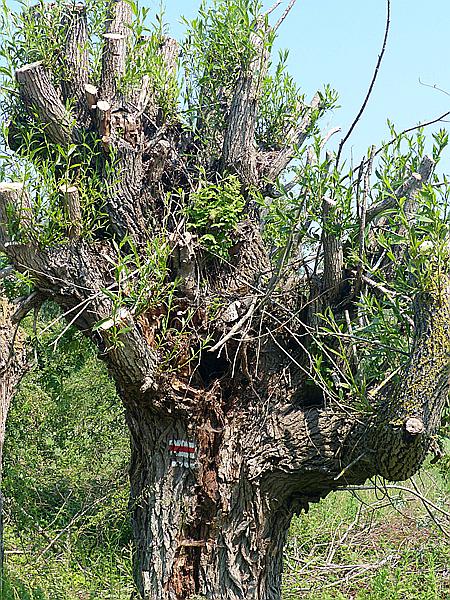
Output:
top-left (0, 0), bottom-right (449, 448)
top-left (186, 174), bottom-right (245, 258)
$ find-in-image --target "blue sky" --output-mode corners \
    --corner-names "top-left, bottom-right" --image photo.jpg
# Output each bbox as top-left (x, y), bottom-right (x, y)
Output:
top-left (149, 0), bottom-right (450, 171)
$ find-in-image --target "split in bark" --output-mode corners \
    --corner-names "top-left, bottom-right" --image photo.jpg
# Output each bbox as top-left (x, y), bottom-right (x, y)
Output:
top-left (1, 2), bottom-right (449, 599)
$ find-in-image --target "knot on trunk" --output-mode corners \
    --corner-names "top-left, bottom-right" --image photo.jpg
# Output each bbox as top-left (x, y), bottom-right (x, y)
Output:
top-left (404, 417), bottom-right (424, 437)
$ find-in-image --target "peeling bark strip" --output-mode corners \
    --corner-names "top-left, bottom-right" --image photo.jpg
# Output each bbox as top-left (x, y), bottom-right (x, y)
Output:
top-left (2, 2), bottom-right (450, 599)
top-left (15, 62), bottom-right (75, 145)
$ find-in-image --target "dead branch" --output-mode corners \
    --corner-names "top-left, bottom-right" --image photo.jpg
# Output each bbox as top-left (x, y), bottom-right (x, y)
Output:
top-left (274, 0), bottom-right (298, 31)
top-left (336, 0), bottom-right (391, 165)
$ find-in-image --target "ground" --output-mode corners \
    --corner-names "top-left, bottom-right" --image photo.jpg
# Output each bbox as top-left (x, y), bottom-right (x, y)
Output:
top-left (3, 462), bottom-right (449, 599)
top-left (3, 330), bottom-right (449, 600)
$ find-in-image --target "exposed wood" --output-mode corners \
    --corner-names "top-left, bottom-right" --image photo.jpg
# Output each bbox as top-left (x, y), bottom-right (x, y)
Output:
top-left (15, 62), bottom-right (75, 145)
top-left (4, 241), bottom-right (158, 392)
top-left (84, 83), bottom-right (98, 110)
top-left (96, 99), bottom-right (112, 140)
top-left (60, 184), bottom-right (82, 239)
top-left (0, 182), bottom-right (32, 246)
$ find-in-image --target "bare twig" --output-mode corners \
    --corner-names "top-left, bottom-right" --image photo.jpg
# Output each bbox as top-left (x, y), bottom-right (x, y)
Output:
top-left (208, 297), bottom-right (258, 355)
top-left (265, 0), bottom-right (283, 16)
top-left (320, 126), bottom-right (341, 149)
top-left (358, 146), bottom-right (375, 267)
top-left (274, 0), bottom-right (297, 31)
top-left (336, 0), bottom-right (391, 165)
top-left (418, 78), bottom-right (450, 98)
top-left (340, 484), bottom-right (450, 520)
top-left (410, 477), bottom-right (450, 539)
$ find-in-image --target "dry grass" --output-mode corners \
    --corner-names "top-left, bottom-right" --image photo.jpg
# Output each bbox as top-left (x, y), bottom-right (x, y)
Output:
top-left (283, 465), bottom-right (450, 599)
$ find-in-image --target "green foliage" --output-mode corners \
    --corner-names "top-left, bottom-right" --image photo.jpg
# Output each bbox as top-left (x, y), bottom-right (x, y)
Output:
top-left (186, 174), bottom-right (245, 257)
top-left (0, 0), bottom-right (109, 85)
top-left (0, 129), bottom-right (111, 245)
top-left (258, 124), bottom-right (450, 429)
top-left (256, 50), bottom-right (302, 150)
top-left (119, 4), bottom-right (179, 120)
top-left (93, 234), bottom-right (176, 347)
top-left (284, 466), bottom-right (450, 599)
top-left (3, 306), bottom-right (132, 599)
top-left (182, 0), bottom-right (264, 133)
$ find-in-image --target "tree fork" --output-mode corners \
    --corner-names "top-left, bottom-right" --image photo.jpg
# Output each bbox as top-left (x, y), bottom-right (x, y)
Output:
top-left (2, 2), bottom-right (450, 599)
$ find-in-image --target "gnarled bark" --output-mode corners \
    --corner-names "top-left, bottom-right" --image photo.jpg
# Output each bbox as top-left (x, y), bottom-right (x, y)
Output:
top-left (0, 297), bottom-right (28, 579)
top-left (1, 3), bottom-right (449, 599)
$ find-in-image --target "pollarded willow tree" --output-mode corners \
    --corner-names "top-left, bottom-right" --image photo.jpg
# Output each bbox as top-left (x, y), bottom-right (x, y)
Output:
top-left (0, 0), bottom-right (450, 598)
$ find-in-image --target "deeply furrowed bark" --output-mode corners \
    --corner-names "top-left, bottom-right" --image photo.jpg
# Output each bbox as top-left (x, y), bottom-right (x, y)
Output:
top-left (0, 298), bottom-right (28, 578)
top-left (1, 3), bottom-right (449, 599)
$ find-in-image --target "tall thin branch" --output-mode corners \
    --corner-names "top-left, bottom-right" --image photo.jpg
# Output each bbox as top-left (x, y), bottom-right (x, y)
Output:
top-left (221, 19), bottom-right (270, 183)
top-left (336, 0), bottom-right (391, 165)
top-left (274, 0), bottom-right (298, 31)
top-left (60, 4), bottom-right (89, 122)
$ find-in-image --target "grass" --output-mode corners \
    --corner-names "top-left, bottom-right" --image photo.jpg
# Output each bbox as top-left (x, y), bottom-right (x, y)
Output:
top-left (283, 464), bottom-right (450, 599)
top-left (2, 465), bottom-right (449, 599)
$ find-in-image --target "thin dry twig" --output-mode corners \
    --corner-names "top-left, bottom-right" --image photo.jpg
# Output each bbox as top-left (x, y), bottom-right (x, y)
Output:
top-left (208, 297), bottom-right (258, 354)
top-left (410, 477), bottom-right (450, 539)
top-left (340, 484), bottom-right (450, 520)
top-left (336, 0), bottom-right (391, 165)
top-left (418, 78), bottom-right (450, 98)
top-left (265, 0), bottom-right (283, 16)
top-left (274, 0), bottom-right (297, 31)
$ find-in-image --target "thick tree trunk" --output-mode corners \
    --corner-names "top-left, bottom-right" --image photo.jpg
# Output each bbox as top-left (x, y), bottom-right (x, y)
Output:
top-left (2, 3), bottom-right (450, 599)
top-left (0, 298), bottom-right (28, 581)
top-left (125, 404), bottom-right (299, 600)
